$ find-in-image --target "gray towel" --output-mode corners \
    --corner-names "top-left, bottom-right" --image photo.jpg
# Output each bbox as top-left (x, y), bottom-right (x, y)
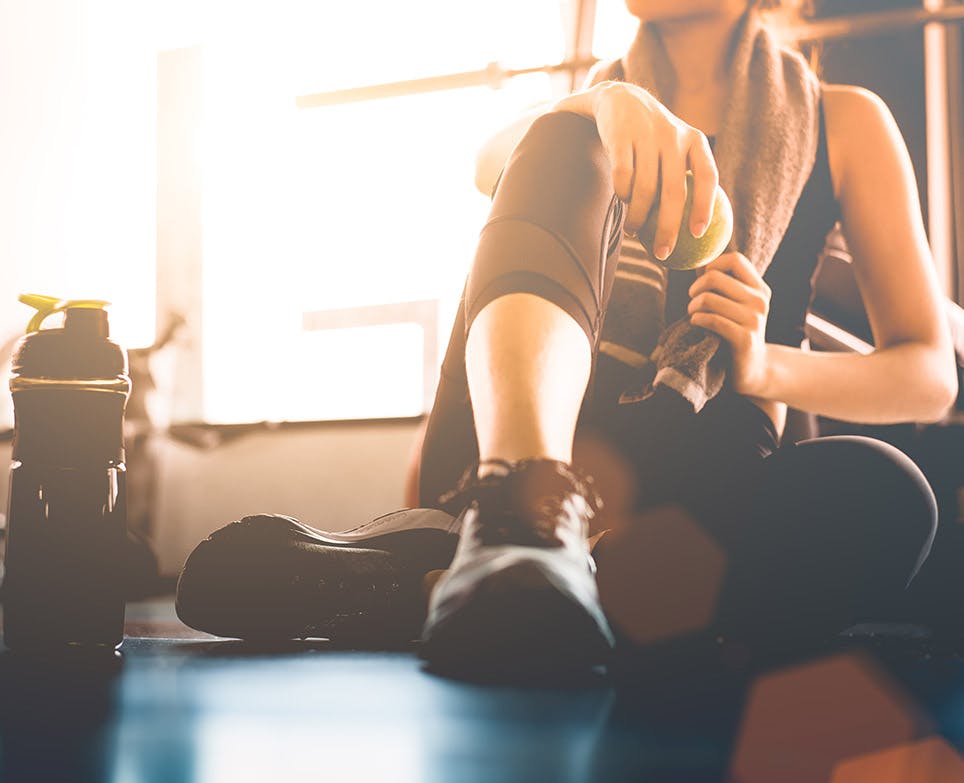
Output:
top-left (591, 11), bottom-right (820, 411)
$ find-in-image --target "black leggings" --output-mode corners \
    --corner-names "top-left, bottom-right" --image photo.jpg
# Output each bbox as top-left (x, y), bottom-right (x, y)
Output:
top-left (419, 111), bottom-right (937, 634)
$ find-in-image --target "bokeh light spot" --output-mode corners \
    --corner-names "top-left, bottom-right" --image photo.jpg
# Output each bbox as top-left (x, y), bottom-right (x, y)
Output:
top-left (730, 652), bottom-right (928, 783)
top-left (831, 736), bottom-right (964, 783)
top-left (595, 503), bottom-right (726, 646)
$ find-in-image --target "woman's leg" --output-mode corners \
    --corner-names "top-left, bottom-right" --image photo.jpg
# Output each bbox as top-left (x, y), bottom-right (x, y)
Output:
top-left (418, 111), bottom-right (628, 670)
top-left (419, 111), bottom-right (624, 506)
top-left (592, 396), bottom-right (936, 659)
top-left (717, 435), bottom-right (938, 643)
top-left (468, 293), bottom-right (591, 466)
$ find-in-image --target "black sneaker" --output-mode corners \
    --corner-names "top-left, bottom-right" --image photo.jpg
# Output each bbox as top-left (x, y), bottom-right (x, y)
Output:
top-left (175, 508), bottom-right (459, 643)
top-left (420, 459), bottom-right (615, 676)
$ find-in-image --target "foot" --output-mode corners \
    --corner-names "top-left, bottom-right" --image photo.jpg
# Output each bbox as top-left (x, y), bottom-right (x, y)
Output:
top-left (420, 459), bottom-right (615, 676)
top-left (175, 509), bottom-right (459, 643)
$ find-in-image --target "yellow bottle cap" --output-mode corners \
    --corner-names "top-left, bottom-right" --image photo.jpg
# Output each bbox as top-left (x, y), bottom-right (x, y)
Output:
top-left (19, 294), bottom-right (111, 334)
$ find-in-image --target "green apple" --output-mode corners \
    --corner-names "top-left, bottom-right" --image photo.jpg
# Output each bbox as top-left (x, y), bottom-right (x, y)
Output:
top-left (636, 171), bottom-right (733, 270)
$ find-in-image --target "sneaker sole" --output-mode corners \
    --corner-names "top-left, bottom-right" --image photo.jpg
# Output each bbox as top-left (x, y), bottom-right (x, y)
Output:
top-left (176, 511), bottom-right (458, 643)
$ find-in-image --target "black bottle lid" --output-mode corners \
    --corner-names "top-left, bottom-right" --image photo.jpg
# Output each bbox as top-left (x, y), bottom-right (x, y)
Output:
top-left (11, 295), bottom-right (128, 381)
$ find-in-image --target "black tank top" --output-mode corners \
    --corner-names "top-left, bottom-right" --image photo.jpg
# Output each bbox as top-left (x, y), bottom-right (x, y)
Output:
top-left (665, 100), bottom-right (841, 347)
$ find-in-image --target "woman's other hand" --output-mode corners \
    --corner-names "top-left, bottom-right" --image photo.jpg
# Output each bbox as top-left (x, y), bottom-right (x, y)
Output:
top-left (553, 81), bottom-right (718, 261)
top-left (687, 252), bottom-right (771, 396)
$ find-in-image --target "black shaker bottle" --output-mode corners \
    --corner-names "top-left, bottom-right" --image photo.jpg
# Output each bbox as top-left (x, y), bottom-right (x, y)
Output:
top-left (3, 294), bottom-right (131, 650)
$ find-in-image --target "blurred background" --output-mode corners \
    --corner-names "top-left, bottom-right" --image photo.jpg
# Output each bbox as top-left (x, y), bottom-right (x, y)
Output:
top-left (0, 0), bottom-right (961, 582)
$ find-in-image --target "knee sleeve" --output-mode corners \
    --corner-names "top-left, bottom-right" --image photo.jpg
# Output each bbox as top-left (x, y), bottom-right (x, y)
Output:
top-left (464, 111), bottom-right (624, 343)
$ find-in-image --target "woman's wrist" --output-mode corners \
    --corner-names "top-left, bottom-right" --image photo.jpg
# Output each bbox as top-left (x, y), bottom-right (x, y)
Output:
top-left (749, 343), bottom-right (782, 401)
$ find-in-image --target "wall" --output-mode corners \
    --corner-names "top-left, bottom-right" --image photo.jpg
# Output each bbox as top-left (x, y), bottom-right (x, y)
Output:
top-left (153, 419), bottom-right (421, 576)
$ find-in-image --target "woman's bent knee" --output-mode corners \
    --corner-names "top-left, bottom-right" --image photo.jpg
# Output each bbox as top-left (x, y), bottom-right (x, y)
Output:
top-left (514, 111), bottom-right (608, 173)
top-left (465, 111), bottom-right (623, 344)
top-left (770, 435), bottom-right (938, 572)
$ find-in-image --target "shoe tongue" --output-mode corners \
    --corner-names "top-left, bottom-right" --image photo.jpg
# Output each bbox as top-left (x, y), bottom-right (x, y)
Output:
top-left (478, 460), bottom-right (586, 519)
top-left (473, 460), bottom-right (591, 547)
top-left (520, 460), bottom-right (600, 508)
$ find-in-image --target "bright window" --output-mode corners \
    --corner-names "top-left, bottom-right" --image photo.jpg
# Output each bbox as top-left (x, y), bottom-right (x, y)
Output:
top-left (198, 1), bottom-right (567, 423)
top-left (4, 0), bottom-right (157, 350)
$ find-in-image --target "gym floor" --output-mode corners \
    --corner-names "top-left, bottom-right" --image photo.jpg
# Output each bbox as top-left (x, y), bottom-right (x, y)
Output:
top-left (2, 600), bottom-right (964, 782)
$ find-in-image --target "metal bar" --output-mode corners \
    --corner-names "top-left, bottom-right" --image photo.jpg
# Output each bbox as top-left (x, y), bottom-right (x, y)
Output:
top-left (296, 59), bottom-right (597, 109)
top-left (295, 7), bottom-right (964, 108)
top-left (943, 8), bottom-right (964, 304)
top-left (157, 47), bottom-right (205, 423)
top-left (789, 5), bottom-right (964, 44)
top-left (951, 21), bottom-right (964, 304)
top-left (565, 0), bottom-right (598, 92)
top-left (924, 0), bottom-right (956, 298)
top-left (805, 313), bottom-right (874, 355)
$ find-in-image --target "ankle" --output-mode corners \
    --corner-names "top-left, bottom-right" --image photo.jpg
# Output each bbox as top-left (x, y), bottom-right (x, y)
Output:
top-left (476, 442), bottom-right (572, 477)
top-left (477, 454), bottom-right (568, 479)
top-left (475, 458), bottom-right (602, 513)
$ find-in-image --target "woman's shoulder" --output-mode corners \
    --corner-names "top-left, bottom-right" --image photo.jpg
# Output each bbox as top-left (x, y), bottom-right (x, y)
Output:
top-left (819, 83), bottom-right (905, 201)
top-left (821, 83), bottom-right (893, 124)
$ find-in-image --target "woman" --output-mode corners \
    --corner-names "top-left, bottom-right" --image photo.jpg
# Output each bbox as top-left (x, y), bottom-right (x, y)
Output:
top-left (176, 0), bottom-right (956, 672)
top-left (415, 0), bottom-right (956, 672)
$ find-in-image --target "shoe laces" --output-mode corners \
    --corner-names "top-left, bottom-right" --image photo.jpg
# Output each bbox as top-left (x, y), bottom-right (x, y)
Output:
top-left (439, 459), bottom-right (603, 547)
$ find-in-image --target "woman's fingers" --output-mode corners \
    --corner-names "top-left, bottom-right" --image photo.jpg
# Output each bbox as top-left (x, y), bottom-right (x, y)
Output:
top-left (652, 145), bottom-right (688, 260)
top-left (677, 247), bottom-right (770, 394)
top-left (689, 269), bottom-right (767, 312)
top-left (704, 252), bottom-right (769, 293)
top-left (688, 291), bottom-right (762, 330)
top-left (587, 82), bottom-right (720, 252)
top-left (592, 87), bottom-right (636, 203)
top-left (606, 137), bottom-right (636, 203)
top-left (626, 143), bottom-right (659, 231)
top-left (689, 252), bottom-right (770, 345)
top-left (687, 130), bottom-right (718, 237)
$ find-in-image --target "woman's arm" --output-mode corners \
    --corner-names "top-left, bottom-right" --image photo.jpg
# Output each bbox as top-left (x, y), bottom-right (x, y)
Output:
top-left (689, 86), bottom-right (957, 423)
top-left (475, 80), bottom-right (719, 257)
top-left (754, 85), bottom-right (957, 423)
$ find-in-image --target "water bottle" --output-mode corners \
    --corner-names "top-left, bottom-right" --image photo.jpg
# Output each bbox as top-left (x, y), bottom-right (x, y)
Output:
top-left (3, 294), bottom-right (131, 650)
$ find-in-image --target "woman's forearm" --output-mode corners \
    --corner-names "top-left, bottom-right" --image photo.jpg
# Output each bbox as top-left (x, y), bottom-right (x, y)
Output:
top-left (760, 342), bottom-right (957, 424)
